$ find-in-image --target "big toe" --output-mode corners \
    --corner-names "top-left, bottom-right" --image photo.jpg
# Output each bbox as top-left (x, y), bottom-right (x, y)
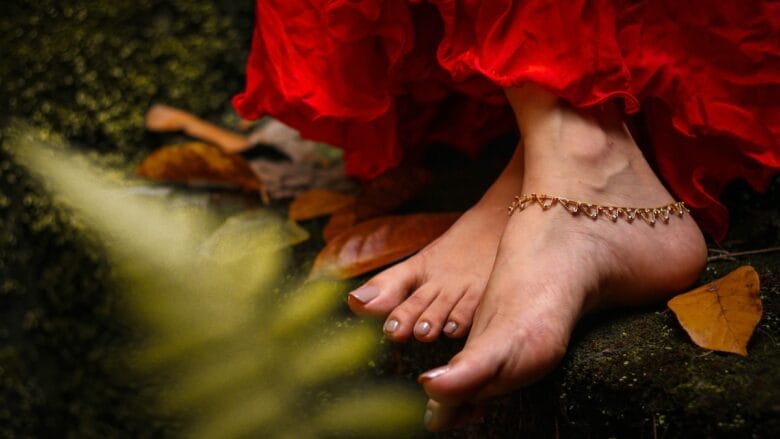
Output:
top-left (419, 323), bottom-right (567, 406)
top-left (347, 257), bottom-right (422, 317)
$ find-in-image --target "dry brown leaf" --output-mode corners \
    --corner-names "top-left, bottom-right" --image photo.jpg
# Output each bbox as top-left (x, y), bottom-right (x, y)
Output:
top-left (289, 190), bottom-right (356, 221)
top-left (311, 212), bottom-right (460, 279)
top-left (354, 166), bottom-right (432, 222)
top-left (668, 265), bottom-right (762, 356)
top-left (137, 142), bottom-right (267, 201)
top-left (317, 166), bottom-right (432, 243)
top-left (145, 104), bottom-right (250, 153)
top-left (322, 207), bottom-right (357, 243)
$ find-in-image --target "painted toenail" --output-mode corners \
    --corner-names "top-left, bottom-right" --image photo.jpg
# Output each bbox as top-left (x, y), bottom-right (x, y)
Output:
top-left (348, 285), bottom-right (380, 304)
top-left (443, 321), bottom-right (458, 334)
top-left (384, 319), bottom-right (399, 333)
top-left (423, 408), bottom-right (433, 428)
top-left (415, 321), bottom-right (431, 336)
top-left (418, 366), bottom-right (450, 383)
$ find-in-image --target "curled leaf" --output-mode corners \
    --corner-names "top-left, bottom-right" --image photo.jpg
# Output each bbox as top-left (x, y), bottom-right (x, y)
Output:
top-left (289, 189), bottom-right (355, 221)
top-left (311, 212), bottom-right (460, 279)
top-left (136, 142), bottom-right (267, 200)
top-left (145, 104), bottom-right (250, 153)
top-left (668, 265), bottom-right (762, 356)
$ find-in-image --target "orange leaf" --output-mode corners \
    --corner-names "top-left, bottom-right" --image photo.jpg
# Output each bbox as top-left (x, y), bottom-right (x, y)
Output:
top-left (289, 189), bottom-right (356, 221)
top-left (322, 207), bottom-right (357, 243)
top-left (311, 212), bottom-right (460, 279)
top-left (668, 265), bottom-right (762, 356)
top-left (136, 142), bottom-right (266, 199)
top-left (318, 166), bottom-right (431, 243)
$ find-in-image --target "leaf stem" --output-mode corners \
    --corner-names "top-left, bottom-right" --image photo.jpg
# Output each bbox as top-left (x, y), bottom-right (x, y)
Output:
top-left (707, 246), bottom-right (780, 262)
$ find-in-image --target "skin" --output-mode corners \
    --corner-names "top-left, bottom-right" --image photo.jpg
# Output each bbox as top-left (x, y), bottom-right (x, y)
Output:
top-left (349, 83), bottom-right (708, 431)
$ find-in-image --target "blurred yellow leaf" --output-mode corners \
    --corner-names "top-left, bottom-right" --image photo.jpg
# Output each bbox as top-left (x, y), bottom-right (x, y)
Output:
top-left (270, 281), bottom-right (345, 338)
top-left (312, 387), bottom-right (425, 437)
top-left (291, 324), bottom-right (379, 386)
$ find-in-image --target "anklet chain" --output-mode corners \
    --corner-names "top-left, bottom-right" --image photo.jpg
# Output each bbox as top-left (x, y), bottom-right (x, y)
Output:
top-left (508, 193), bottom-right (688, 225)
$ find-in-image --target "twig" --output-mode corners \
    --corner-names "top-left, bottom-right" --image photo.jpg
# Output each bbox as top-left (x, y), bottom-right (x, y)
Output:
top-left (707, 246), bottom-right (780, 262)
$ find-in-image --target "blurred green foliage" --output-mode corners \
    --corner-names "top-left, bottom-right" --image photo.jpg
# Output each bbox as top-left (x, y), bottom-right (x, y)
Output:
top-left (8, 126), bottom-right (425, 438)
top-left (0, 1), bottom-right (255, 436)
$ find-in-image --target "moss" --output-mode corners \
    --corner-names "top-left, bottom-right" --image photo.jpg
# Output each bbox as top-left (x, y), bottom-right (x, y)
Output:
top-left (0, 0), bottom-right (253, 157)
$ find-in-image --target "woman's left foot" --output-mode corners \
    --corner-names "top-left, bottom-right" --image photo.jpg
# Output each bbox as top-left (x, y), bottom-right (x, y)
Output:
top-left (418, 86), bottom-right (708, 431)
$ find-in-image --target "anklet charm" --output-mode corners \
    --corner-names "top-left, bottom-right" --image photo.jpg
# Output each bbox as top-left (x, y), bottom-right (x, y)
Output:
top-left (508, 193), bottom-right (688, 225)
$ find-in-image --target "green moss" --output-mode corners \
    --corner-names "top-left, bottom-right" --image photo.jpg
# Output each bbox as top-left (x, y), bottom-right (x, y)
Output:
top-left (0, 0), bottom-right (253, 157)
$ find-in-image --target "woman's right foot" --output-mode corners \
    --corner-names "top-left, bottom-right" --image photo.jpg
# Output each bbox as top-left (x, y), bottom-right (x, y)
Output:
top-left (347, 146), bottom-right (524, 342)
top-left (418, 85), bottom-right (708, 431)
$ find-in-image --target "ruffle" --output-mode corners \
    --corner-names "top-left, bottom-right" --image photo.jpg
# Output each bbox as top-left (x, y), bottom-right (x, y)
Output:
top-left (233, 0), bottom-right (780, 240)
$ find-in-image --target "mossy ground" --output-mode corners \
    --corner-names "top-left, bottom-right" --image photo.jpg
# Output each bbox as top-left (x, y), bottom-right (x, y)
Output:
top-left (1, 2), bottom-right (778, 437)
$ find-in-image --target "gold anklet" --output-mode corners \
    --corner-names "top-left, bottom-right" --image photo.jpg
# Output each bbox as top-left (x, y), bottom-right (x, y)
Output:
top-left (508, 193), bottom-right (688, 225)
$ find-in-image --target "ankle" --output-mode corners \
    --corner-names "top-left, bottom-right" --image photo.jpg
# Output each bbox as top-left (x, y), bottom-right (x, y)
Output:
top-left (522, 121), bottom-right (650, 197)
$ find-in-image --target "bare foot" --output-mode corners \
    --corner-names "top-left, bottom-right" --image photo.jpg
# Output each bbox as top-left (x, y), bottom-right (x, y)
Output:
top-left (419, 85), bottom-right (708, 430)
top-left (347, 146), bottom-right (524, 342)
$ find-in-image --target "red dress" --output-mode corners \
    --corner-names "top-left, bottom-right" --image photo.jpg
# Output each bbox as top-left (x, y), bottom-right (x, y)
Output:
top-left (233, 0), bottom-right (780, 240)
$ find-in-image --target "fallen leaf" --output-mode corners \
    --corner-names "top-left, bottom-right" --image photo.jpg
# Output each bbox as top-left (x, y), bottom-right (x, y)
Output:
top-left (354, 166), bottom-right (432, 222)
top-left (668, 265), bottom-right (762, 356)
top-left (200, 210), bottom-right (309, 262)
top-left (248, 160), bottom-right (357, 201)
top-left (322, 207), bottom-right (358, 243)
top-left (137, 142), bottom-right (267, 201)
top-left (318, 166), bottom-right (432, 242)
top-left (145, 104), bottom-right (190, 132)
top-left (289, 189), bottom-right (356, 221)
top-left (311, 212), bottom-right (460, 279)
top-left (145, 104), bottom-right (250, 153)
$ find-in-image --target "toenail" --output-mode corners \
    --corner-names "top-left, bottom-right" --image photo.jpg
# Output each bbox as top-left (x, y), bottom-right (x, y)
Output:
top-left (423, 408), bottom-right (433, 428)
top-left (418, 366), bottom-right (450, 383)
top-left (384, 318), bottom-right (399, 333)
top-left (415, 321), bottom-right (431, 336)
top-left (348, 285), bottom-right (380, 304)
top-left (443, 321), bottom-right (458, 334)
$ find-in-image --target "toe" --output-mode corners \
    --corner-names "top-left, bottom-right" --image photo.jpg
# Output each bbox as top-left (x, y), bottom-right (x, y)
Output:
top-left (413, 284), bottom-right (468, 342)
top-left (417, 337), bottom-right (502, 405)
top-left (347, 257), bottom-right (423, 318)
top-left (419, 321), bottom-right (566, 405)
top-left (382, 285), bottom-right (439, 342)
top-left (442, 286), bottom-right (482, 338)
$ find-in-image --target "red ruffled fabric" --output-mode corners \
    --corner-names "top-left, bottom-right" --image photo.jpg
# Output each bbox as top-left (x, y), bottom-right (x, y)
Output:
top-left (233, 0), bottom-right (780, 240)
